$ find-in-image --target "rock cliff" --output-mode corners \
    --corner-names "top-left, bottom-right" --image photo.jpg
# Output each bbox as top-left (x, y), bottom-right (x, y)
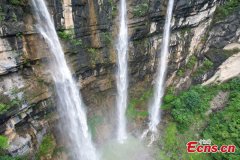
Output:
top-left (0, 0), bottom-right (239, 158)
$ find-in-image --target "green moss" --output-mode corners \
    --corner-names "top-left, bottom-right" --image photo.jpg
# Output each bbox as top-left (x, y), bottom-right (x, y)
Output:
top-left (132, 1), bottom-right (149, 17)
top-left (36, 134), bottom-right (55, 160)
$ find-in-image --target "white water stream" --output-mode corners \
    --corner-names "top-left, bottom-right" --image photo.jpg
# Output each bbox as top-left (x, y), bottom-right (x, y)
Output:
top-left (116, 0), bottom-right (129, 143)
top-left (32, 0), bottom-right (98, 159)
top-left (142, 0), bottom-right (174, 143)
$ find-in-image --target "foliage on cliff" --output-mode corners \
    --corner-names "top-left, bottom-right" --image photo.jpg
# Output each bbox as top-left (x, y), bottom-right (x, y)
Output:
top-left (160, 78), bottom-right (240, 160)
top-left (213, 0), bottom-right (240, 23)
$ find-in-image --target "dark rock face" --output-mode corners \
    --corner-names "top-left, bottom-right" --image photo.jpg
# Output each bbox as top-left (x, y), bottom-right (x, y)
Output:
top-left (3, 0), bottom-right (240, 157)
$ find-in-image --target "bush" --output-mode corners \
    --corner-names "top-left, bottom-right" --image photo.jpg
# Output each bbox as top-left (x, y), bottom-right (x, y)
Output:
top-left (182, 90), bottom-right (201, 112)
top-left (58, 30), bottom-right (83, 47)
top-left (58, 30), bottom-right (73, 40)
top-left (102, 32), bottom-right (112, 46)
top-left (164, 123), bottom-right (178, 151)
top-left (0, 136), bottom-right (8, 149)
top-left (9, 0), bottom-right (27, 6)
top-left (127, 89), bottom-right (152, 120)
top-left (203, 91), bottom-right (240, 160)
top-left (170, 85), bottom-right (218, 131)
top-left (36, 135), bottom-right (55, 159)
top-left (186, 55), bottom-right (197, 69)
top-left (132, 2), bottom-right (149, 17)
top-left (0, 104), bottom-right (9, 114)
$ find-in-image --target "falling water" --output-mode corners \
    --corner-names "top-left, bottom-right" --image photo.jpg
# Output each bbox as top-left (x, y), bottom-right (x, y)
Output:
top-left (116, 0), bottom-right (129, 143)
top-left (146, 0), bottom-right (175, 137)
top-left (31, 0), bottom-right (98, 159)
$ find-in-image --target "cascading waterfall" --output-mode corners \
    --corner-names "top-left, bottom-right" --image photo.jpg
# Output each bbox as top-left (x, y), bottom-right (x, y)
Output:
top-left (31, 0), bottom-right (98, 159)
top-left (116, 0), bottom-right (129, 143)
top-left (143, 0), bottom-right (174, 140)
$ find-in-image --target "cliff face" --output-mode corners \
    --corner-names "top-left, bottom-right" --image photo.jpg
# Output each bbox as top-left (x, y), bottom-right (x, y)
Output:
top-left (0, 0), bottom-right (239, 158)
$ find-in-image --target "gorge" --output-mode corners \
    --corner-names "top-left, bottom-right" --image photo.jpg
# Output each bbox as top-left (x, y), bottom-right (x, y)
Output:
top-left (0, 0), bottom-right (240, 160)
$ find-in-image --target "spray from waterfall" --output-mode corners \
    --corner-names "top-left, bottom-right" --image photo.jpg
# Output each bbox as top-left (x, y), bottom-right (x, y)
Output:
top-left (142, 0), bottom-right (174, 142)
top-left (116, 0), bottom-right (129, 143)
top-left (31, 0), bottom-right (98, 159)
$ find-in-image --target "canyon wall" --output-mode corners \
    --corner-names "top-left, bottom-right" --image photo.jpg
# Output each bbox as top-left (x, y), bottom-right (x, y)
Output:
top-left (0, 0), bottom-right (240, 157)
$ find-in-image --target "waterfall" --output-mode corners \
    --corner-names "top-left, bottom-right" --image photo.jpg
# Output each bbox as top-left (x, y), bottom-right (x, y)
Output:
top-left (148, 0), bottom-right (175, 134)
top-left (116, 0), bottom-right (129, 143)
top-left (31, 0), bottom-right (98, 159)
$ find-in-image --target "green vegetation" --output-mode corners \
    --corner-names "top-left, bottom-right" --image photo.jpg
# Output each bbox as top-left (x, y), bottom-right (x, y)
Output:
top-left (176, 55), bottom-right (197, 77)
top-left (203, 78), bottom-right (240, 160)
top-left (163, 123), bottom-right (177, 151)
top-left (171, 85), bottom-right (218, 131)
top-left (9, 0), bottom-right (27, 6)
top-left (0, 104), bottom-right (10, 115)
top-left (186, 55), bottom-right (197, 69)
top-left (36, 134), bottom-right (55, 160)
top-left (58, 30), bottom-right (83, 47)
top-left (127, 89), bottom-right (152, 120)
top-left (102, 32), bottom-right (112, 46)
top-left (176, 68), bottom-right (184, 77)
top-left (0, 91), bottom-right (22, 115)
top-left (0, 156), bottom-right (27, 160)
top-left (0, 6), bottom-right (5, 22)
top-left (159, 78), bottom-right (240, 160)
top-left (58, 30), bottom-right (73, 40)
top-left (162, 87), bottom-right (175, 110)
top-left (16, 32), bottom-right (23, 38)
top-left (108, 0), bottom-right (117, 18)
top-left (193, 58), bottom-right (214, 77)
top-left (12, 13), bottom-right (17, 22)
top-left (132, 1), bottom-right (149, 17)
top-left (87, 48), bottom-right (98, 55)
top-left (179, 27), bottom-right (191, 37)
top-left (213, 0), bottom-right (240, 23)
top-left (88, 115), bottom-right (104, 138)
top-left (0, 136), bottom-right (8, 150)
top-left (52, 146), bottom-right (67, 156)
